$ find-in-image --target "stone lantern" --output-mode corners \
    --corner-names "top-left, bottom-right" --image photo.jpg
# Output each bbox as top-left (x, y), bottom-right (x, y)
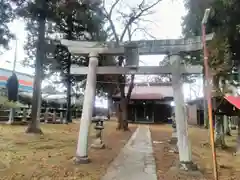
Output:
top-left (90, 116), bottom-right (107, 149)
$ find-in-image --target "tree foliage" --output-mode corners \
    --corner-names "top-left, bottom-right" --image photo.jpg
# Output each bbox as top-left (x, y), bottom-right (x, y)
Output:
top-left (0, 0), bottom-right (15, 51)
top-left (182, 0), bottom-right (214, 37)
top-left (15, 0), bottom-right (110, 124)
top-left (18, 0), bottom-right (107, 73)
top-left (182, 0), bottom-right (240, 92)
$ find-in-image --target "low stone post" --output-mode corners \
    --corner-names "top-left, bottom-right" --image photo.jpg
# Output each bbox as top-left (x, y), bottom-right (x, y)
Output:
top-left (44, 108), bottom-right (49, 123)
top-left (60, 104), bottom-right (64, 123)
top-left (7, 108), bottom-right (15, 124)
top-left (52, 110), bottom-right (56, 123)
top-left (22, 108), bottom-right (27, 122)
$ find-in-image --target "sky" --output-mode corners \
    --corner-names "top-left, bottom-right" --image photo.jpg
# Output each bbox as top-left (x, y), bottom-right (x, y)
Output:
top-left (1, 0), bottom-right (186, 72)
top-left (0, 0), bottom-right (203, 108)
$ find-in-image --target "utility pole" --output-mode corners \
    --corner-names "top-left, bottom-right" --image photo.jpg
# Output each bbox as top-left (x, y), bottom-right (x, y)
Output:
top-left (202, 8), bottom-right (218, 180)
top-left (7, 38), bottom-right (18, 125)
top-left (13, 39), bottom-right (17, 72)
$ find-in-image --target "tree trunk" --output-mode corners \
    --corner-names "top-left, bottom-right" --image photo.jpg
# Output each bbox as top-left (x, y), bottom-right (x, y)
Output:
top-left (203, 73), bottom-right (209, 129)
top-left (116, 102), bottom-right (122, 129)
top-left (231, 116), bottom-right (237, 130)
top-left (214, 115), bottom-right (226, 148)
top-left (116, 55), bottom-right (128, 131)
top-left (66, 11), bottom-right (73, 123)
top-left (107, 93), bottom-right (113, 119)
top-left (122, 98), bottom-right (128, 130)
top-left (117, 98), bottom-right (129, 131)
top-left (116, 74), bottom-right (134, 131)
top-left (203, 102), bottom-right (209, 128)
top-left (60, 104), bottom-right (64, 123)
top-left (66, 75), bottom-right (72, 123)
top-left (224, 116), bottom-right (231, 136)
top-left (26, 2), bottom-right (45, 134)
top-left (235, 117), bottom-right (240, 154)
top-left (212, 75), bottom-right (226, 147)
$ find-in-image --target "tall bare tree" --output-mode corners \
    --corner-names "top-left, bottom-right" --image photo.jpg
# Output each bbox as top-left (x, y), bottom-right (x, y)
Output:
top-left (102, 0), bottom-right (161, 130)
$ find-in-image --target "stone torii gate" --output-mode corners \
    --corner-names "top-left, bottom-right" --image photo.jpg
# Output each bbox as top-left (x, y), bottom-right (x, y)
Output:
top-left (60, 33), bottom-right (213, 169)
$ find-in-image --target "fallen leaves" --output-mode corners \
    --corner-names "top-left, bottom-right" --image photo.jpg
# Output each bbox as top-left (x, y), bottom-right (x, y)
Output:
top-left (151, 124), bottom-right (240, 180)
top-left (0, 121), bottom-right (136, 180)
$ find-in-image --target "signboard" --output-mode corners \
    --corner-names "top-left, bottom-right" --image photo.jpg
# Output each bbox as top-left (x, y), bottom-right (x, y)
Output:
top-left (0, 68), bottom-right (33, 92)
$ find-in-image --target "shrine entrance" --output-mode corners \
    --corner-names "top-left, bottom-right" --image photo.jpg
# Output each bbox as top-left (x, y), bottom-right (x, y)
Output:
top-left (55, 32), bottom-right (214, 165)
top-left (135, 101), bottom-right (154, 123)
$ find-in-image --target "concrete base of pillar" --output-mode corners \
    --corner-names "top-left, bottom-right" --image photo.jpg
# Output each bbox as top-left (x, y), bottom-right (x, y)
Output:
top-left (73, 156), bottom-right (91, 164)
top-left (169, 145), bottom-right (178, 154)
top-left (63, 119), bottom-right (68, 124)
top-left (90, 138), bottom-right (105, 149)
top-left (168, 137), bottom-right (178, 145)
top-left (166, 162), bottom-right (203, 179)
top-left (233, 151), bottom-right (240, 156)
top-left (179, 161), bottom-right (198, 171)
top-left (6, 121), bottom-right (14, 125)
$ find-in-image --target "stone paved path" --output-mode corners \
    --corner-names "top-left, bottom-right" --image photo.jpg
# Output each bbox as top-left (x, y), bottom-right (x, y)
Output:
top-left (101, 126), bottom-right (157, 180)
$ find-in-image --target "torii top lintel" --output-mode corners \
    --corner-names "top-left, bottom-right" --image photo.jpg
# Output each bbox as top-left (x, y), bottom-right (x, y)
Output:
top-left (60, 33), bottom-right (214, 56)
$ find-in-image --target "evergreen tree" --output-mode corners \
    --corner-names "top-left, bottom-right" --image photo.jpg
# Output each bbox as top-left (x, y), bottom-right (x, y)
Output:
top-left (183, 0), bottom-right (240, 147)
top-left (0, 0), bottom-right (15, 50)
top-left (16, 0), bottom-right (108, 127)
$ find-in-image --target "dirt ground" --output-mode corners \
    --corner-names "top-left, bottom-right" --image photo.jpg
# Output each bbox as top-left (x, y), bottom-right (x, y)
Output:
top-left (151, 125), bottom-right (240, 180)
top-left (0, 121), bottom-right (136, 180)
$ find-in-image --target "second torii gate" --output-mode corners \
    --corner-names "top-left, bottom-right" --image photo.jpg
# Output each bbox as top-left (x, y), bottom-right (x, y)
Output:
top-left (59, 33), bottom-right (213, 170)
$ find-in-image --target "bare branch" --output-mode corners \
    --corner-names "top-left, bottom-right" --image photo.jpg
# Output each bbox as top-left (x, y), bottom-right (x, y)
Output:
top-left (108, 19), bottom-right (120, 43)
top-left (131, 27), bottom-right (157, 40)
top-left (119, 0), bottom-right (162, 41)
top-left (103, 0), bottom-right (123, 43)
top-left (136, 18), bottom-right (160, 26)
top-left (109, 0), bottom-right (122, 17)
top-left (127, 25), bottom-right (132, 41)
top-left (190, 85), bottom-right (201, 98)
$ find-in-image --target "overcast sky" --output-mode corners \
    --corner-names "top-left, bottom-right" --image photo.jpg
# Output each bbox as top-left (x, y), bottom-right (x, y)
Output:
top-left (0, 0), bottom-right (186, 72)
top-left (0, 0), bottom-right (203, 105)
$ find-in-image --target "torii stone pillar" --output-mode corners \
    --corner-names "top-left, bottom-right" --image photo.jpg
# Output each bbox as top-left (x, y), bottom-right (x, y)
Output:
top-left (74, 52), bottom-right (98, 164)
top-left (170, 54), bottom-right (197, 170)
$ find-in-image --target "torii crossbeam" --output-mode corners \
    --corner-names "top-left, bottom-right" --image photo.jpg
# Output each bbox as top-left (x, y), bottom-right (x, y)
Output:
top-left (60, 33), bottom-right (214, 56)
top-left (70, 65), bottom-right (202, 75)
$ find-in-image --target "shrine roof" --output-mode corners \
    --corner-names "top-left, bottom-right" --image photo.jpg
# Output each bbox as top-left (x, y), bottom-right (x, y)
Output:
top-left (113, 85), bottom-right (173, 100)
